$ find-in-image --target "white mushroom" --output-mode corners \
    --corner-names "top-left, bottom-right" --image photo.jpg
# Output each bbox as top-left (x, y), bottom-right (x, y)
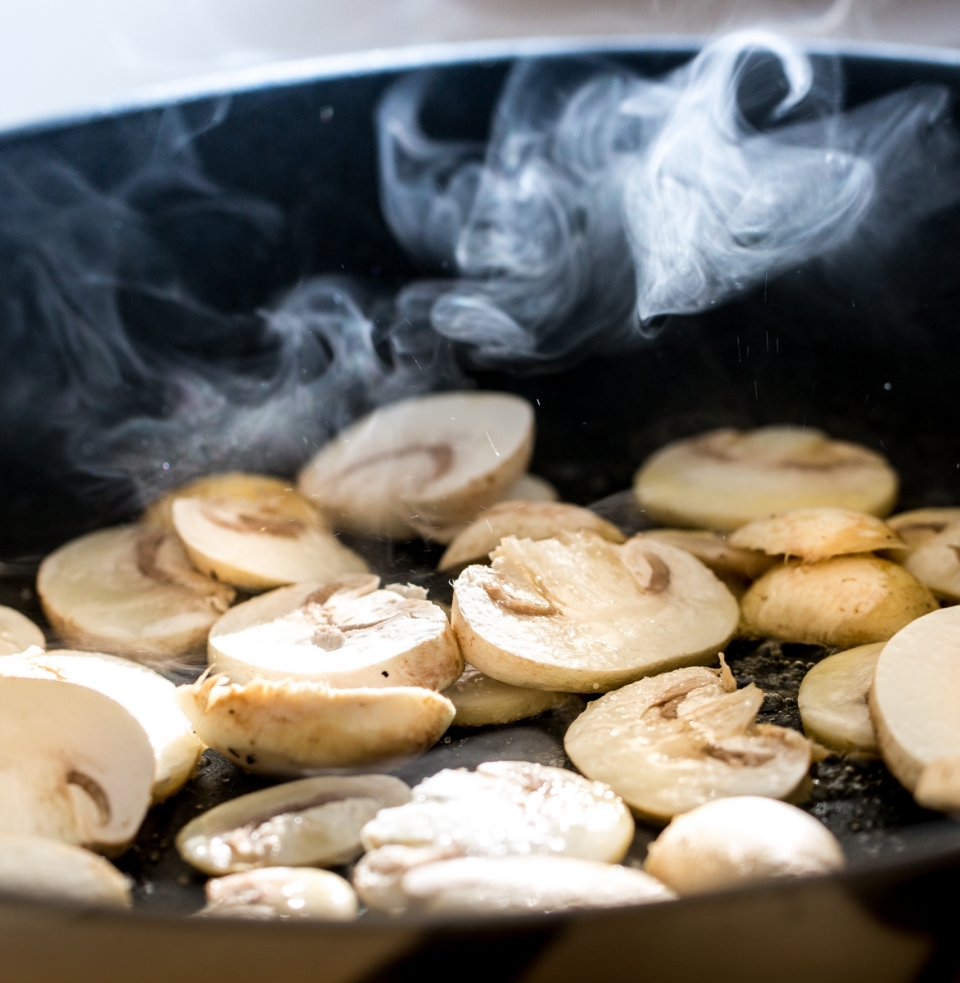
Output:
top-left (638, 529), bottom-right (774, 594)
top-left (37, 526), bottom-right (234, 663)
top-left (360, 761), bottom-right (634, 864)
top-left (200, 867), bottom-right (358, 920)
top-left (442, 666), bottom-right (565, 727)
top-left (176, 774), bottom-right (410, 875)
top-left (644, 797), bottom-right (844, 895)
top-left (438, 501), bottom-right (624, 571)
top-left (564, 666), bottom-right (811, 822)
top-left (0, 834), bottom-right (131, 907)
top-left (886, 508), bottom-right (960, 553)
top-left (869, 606), bottom-right (960, 810)
top-left (0, 676), bottom-right (153, 849)
top-left (207, 574), bottom-right (462, 690)
top-left (171, 495), bottom-right (367, 591)
top-left (176, 674), bottom-right (455, 776)
top-left (0, 606), bottom-right (45, 657)
top-left (297, 392), bottom-right (534, 539)
top-left (740, 556), bottom-right (937, 648)
top-left (502, 473), bottom-right (558, 503)
top-left (634, 427), bottom-right (898, 532)
top-left (452, 532), bottom-right (738, 692)
top-left (797, 643), bottom-right (883, 754)
top-left (901, 519), bottom-right (960, 602)
top-left (0, 649), bottom-right (203, 802)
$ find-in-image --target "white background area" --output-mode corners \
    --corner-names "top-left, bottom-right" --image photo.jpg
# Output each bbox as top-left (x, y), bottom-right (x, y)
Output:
top-left (3, 0), bottom-right (960, 131)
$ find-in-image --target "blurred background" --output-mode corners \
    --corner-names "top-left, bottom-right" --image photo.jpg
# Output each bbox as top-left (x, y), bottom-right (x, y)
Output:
top-left (4, 0), bottom-right (960, 132)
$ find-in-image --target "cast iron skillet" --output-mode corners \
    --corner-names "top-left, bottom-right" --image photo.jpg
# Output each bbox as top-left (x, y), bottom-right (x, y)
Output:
top-left (1, 37), bottom-right (960, 983)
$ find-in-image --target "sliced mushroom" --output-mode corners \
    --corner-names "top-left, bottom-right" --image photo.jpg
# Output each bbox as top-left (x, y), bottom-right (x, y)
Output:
top-left (901, 519), bottom-right (960, 602)
top-left (0, 606), bottom-right (45, 657)
top-left (869, 606), bottom-right (960, 808)
top-left (644, 797), bottom-right (844, 895)
top-left (200, 867), bottom-right (358, 921)
top-left (797, 643), bottom-right (883, 754)
top-left (177, 774), bottom-right (410, 875)
top-left (176, 674), bottom-right (455, 776)
top-left (37, 526), bottom-right (235, 663)
top-left (503, 473), bottom-right (558, 503)
top-left (442, 665), bottom-right (566, 727)
top-left (634, 427), bottom-right (898, 532)
top-left (452, 532), bottom-right (739, 692)
top-left (564, 666), bottom-right (811, 822)
top-left (0, 834), bottom-right (131, 907)
top-left (914, 756), bottom-right (960, 813)
top-left (143, 472), bottom-right (316, 532)
top-left (297, 392), bottom-right (535, 539)
top-left (207, 575), bottom-right (462, 690)
top-left (438, 501), bottom-right (625, 571)
top-left (886, 508), bottom-right (960, 553)
top-left (353, 844), bottom-right (463, 914)
top-left (360, 761), bottom-right (635, 864)
top-left (740, 556), bottom-right (937, 648)
top-left (729, 508), bottom-right (904, 563)
top-left (395, 855), bottom-right (674, 916)
top-left (0, 649), bottom-right (203, 803)
top-left (0, 676), bottom-right (153, 849)
top-left (171, 495), bottom-right (367, 591)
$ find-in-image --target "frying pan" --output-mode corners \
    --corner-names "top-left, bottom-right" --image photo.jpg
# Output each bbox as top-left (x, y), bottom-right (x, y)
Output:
top-left (2, 36), bottom-right (960, 983)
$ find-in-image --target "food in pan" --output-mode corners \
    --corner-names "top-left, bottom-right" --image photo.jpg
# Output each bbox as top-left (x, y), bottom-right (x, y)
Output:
top-left (207, 575), bottom-right (461, 689)
top-left (200, 867), bottom-right (358, 920)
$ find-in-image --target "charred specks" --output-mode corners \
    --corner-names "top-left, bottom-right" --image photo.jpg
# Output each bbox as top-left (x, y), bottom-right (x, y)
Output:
top-left (382, 670), bottom-right (389, 677)
top-left (246, 754), bottom-right (257, 765)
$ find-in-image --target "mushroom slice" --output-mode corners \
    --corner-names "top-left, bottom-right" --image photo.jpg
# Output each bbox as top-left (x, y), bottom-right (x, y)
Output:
top-left (0, 676), bottom-right (153, 848)
top-left (644, 797), bottom-right (844, 895)
top-left (177, 775), bottom-right (410, 875)
top-left (729, 508), bottom-right (904, 563)
top-left (869, 606), bottom-right (960, 808)
top-left (397, 855), bottom-right (674, 916)
top-left (0, 649), bottom-right (202, 803)
top-left (0, 606), bottom-right (45, 657)
top-left (0, 834), bottom-right (131, 907)
top-left (200, 867), bottom-right (358, 921)
top-left (503, 473), bottom-right (558, 503)
top-left (438, 501), bottom-right (625, 571)
top-left (207, 575), bottom-right (462, 690)
top-left (142, 473), bottom-right (316, 532)
top-left (564, 666), bottom-right (811, 822)
top-left (171, 496), bottom-right (367, 591)
top-left (452, 532), bottom-right (739, 693)
top-left (360, 761), bottom-right (635, 864)
top-left (442, 665), bottom-right (565, 727)
top-left (797, 643), bottom-right (883, 754)
top-left (740, 557), bottom-right (937, 648)
top-left (176, 674), bottom-right (455, 776)
top-left (886, 508), bottom-right (960, 553)
top-left (353, 845), bottom-right (462, 913)
top-left (37, 526), bottom-right (235, 663)
top-left (297, 392), bottom-right (534, 539)
top-left (901, 519), bottom-right (960, 602)
top-left (634, 427), bottom-right (898, 532)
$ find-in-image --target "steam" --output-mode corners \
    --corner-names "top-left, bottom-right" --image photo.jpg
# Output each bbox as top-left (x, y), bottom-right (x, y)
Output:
top-left (0, 30), bottom-right (958, 526)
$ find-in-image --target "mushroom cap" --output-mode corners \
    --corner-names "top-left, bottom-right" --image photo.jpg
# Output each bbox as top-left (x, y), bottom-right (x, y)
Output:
top-left (37, 525), bottom-right (234, 662)
top-left (0, 607), bottom-right (45, 657)
top-left (886, 508), bottom-right (960, 552)
top-left (729, 507), bottom-right (904, 562)
top-left (0, 834), bottom-right (131, 907)
top-left (0, 676), bottom-right (154, 848)
top-left (172, 496), bottom-right (367, 591)
top-left (644, 797), bottom-right (844, 895)
top-left (176, 674), bottom-right (455, 776)
top-left (297, 392), bottom-right (534, 539)
top-left (439, 500), bottom-right (625, 571)
top-left (0, 649), bottom-right (203, 803)
top-left (634, 427), bottom-right (898, 532)
top-left (177, 774), bottom-right (410, 875)
top-left (208, 575), bottom-right (462, 690)
top-left (452, 532), bottom-right (739, 692)
top-left (902, 519), bottom-right (960, 602)
top-left (201, 867), bottom-right (358, 921)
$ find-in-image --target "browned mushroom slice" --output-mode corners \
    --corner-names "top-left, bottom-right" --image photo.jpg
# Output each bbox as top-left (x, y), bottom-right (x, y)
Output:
top-left (740, 556), bottom-right (937, 648)
top-left (564, 666), bottom-right (811, 822)
top-left (452, 532), bottom-right (738, 692)
top-left (297, 392), bottom-right (534, 539)
top-left (37, 526), bottom-right (235, 663)
top-left (729, 507), bottom-right (904, 563)
top-left (176, 674), bottom-right (455, 777)
top-left (634, 427), bottom-right (898, 532)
